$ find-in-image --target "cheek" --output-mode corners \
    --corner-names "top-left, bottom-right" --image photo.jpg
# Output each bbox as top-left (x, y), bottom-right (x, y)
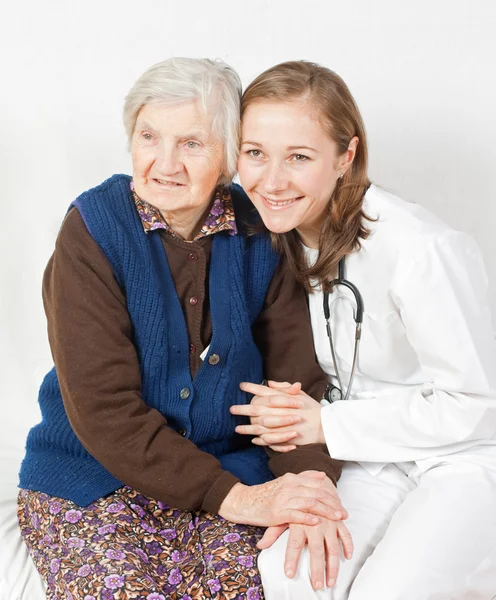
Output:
top-left (131, 147), bottom-right (154, 173)
top-left (188, 155), bottom-right (223, 188)
top-left (237, 159), bottom-right (258, 189)
top-left (298, 167), bottom-right (334, 198)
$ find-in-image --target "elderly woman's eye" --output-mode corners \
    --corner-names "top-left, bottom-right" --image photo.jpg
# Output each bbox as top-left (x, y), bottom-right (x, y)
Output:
top-left (141, 132), bottom-right (154, 141)
top-left (186, 141), bottom-right (200, 149)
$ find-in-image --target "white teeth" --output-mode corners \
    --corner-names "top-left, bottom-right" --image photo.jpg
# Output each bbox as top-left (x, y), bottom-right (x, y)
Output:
top-left (156, 179), bottom-right (181, 186)
top-left (263, 196), bottom-right (298, 206)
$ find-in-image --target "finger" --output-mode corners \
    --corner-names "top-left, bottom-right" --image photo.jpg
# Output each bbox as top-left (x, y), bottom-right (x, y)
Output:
top-left (268, 380), bottom-right (302, 395)
top-left (337, 521), bottom-right (354, 560)
top-left (307, 528), bottom-right (326, 590)
top-left (267, 396), bottom-right (304, 409)
top-left (231, 402), bottom-right (299, 417)
top-left (284, 525), bottom-right (306, 579)
top-left (286, 484), bottom-right (344, 521)
top-left (281, 510), bottom-right (319, 526)
top-left (251, 432), bottom-right (298, 444)
top-left (237, 414), bottom-right (302, 430)
top-left (324, 531), bottom-right (342, 588)
top-left (257, 524), bottom-right (288, 549)
top-left (260, 414), bottom-right (302, 428)
top-left (257, 431), bottom-right (300, 445)
top-left (268, 444), bottom-right (297, 452)
top-left (251, 394), bottom-right (305, 409)
top-left (320, 480), bottom-right (348, 519)
top-left (235, 424), bottom-right (289, 436)
top-left (230, 404), bottom-right (263, 417)
top-left (240, 382), bottom-right (282, 396)
top-left (284, 497), bottom-right (344, 521)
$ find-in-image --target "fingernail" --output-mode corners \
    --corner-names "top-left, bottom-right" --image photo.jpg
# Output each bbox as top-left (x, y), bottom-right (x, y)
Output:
top-left (334, 511), bottom-right (342, 519)
top-left (285, 569), bottom-right (294, 578)
top-left (315, 580), bottom-right (323, 590)
top-left (328, 578), bottom-right (335, 587)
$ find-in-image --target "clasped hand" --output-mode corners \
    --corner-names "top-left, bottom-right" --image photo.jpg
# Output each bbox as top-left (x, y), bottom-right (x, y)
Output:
top-left (228, 380), bottom-right (352, 589)
top-left (230, 379), bottom-right (325, 452)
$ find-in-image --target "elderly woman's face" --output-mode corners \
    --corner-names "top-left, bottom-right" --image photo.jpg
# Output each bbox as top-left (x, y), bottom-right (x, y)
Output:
top-left (131, 100), bottom-right (224, 216)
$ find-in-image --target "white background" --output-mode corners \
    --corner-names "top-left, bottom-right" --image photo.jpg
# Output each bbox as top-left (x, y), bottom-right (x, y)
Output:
top-left (1, 0), bottom-right (495, 458)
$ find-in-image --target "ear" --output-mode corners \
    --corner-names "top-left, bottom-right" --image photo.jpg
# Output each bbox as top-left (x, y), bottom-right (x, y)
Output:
top-left (339, 136), bottom-right (359, 175)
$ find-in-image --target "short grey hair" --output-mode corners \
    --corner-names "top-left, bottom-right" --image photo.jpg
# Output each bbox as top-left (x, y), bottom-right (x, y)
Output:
top-left (124, 57), bottom-right (242, 183)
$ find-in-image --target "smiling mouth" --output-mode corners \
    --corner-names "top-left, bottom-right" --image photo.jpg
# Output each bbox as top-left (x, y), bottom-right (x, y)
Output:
top-left (155, 178), bottom-right (184, 186)
top-left (259, 193), bottom-right (303, 207)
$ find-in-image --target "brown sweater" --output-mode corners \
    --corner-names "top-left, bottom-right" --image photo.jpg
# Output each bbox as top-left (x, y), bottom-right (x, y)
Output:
top-left (43, 208), bottom-right (342, 513)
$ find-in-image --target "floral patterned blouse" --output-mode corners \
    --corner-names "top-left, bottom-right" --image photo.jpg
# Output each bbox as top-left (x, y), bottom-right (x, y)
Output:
top-left (130, 181), bottom-right (238, 239)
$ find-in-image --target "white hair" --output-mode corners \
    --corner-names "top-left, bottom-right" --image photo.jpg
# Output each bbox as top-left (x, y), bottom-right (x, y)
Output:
top-left (123, 57), bottom-right (242, 183)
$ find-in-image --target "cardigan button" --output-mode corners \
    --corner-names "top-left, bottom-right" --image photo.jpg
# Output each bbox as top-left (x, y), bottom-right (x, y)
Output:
top-left (180, 387), bottom-right (191, 400)
top-left (208, 354), bottom-right (220, 365)
top-left (188, 252), bottom-right (198, 262)
top-left (178, 429), bottom-right (187, 437)
top-left (189, 296), bottom-right (198, 306)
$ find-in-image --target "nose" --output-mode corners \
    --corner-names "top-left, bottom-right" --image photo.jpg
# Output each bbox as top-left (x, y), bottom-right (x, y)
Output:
top-left (156, 141), bottom-right (183, 175)
top-left (262, 161), bottom-right (289, 195)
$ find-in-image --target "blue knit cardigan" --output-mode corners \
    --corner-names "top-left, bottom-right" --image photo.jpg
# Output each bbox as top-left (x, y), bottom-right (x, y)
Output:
top-left (19, 175), bottom-right (279, 506)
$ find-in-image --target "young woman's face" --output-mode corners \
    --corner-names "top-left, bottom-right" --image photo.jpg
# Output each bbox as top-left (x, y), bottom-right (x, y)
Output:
top-left (238, 100), bottom-right (343, 247)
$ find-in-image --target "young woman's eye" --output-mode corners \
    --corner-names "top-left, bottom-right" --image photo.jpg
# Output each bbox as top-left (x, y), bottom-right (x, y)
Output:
top-left (247, 149), bottom-right (263, 158)
top-left (291, 154), bottom-right (309, 162)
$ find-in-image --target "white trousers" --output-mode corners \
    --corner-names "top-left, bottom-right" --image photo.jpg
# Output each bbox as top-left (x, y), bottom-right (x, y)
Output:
top-left (259, 460), bottom-right (496, 600)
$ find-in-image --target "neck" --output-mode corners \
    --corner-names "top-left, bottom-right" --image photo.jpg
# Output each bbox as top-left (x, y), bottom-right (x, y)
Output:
top-left (296, 225), bottom-right (320, 249)
top-left (160, 200), bottom-right (213, 241)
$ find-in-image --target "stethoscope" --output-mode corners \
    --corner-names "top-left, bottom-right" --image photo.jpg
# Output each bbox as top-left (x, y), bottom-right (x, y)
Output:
top-left (323, 256), bottom-right (364, 402)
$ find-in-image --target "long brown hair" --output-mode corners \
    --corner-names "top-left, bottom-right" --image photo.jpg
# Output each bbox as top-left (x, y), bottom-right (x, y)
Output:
top-left (241, 61), bottom-right (371, 292)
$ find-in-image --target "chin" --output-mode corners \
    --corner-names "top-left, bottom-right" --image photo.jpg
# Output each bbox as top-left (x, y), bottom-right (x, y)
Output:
top-left (258, 213), bottom-right (296, 235)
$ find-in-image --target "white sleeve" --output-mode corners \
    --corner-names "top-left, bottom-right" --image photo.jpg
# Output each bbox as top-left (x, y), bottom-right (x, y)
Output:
top-left (321, 231), bottom-right (496, 463)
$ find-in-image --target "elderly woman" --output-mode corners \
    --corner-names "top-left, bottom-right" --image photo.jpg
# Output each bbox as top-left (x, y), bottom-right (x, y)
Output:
top-left (16, 58), bottom-right (348, 600)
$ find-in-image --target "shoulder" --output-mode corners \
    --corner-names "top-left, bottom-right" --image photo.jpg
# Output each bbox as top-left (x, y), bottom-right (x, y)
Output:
top-left (74, 174), bottom-right (132, 204)
top-left (363, 184), bottom-right (480, 256)
top-left (364, 184), bottom-right (454, 242)
top-left (72, 174), bottom-right (133, 223)
top-left (356, 184), bottom-right (485, 287)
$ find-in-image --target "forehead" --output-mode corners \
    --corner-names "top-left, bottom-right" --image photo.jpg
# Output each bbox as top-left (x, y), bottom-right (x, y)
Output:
top-left (242, 100), bottom-right (327, 142)
top-left (136, 100), bottom-right (214, 137)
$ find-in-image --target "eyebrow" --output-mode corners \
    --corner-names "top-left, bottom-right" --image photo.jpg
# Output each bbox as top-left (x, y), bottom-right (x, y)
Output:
top-left (136, 120), bottom-right (156, 132)
top-left (136, 122), bottom-right (207, 140)
top-left (241, 140), bottom-right (317, 153)
top-left (287, 145), bottom-right (318, 152)
top-left (180, 131), bottom-right (207, 141)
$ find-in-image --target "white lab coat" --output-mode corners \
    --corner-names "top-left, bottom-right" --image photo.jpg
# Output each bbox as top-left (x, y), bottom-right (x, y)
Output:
top-left (307, 184), bottom-right (496, 473)
top-left (259, 185), bottom-right (496, 600)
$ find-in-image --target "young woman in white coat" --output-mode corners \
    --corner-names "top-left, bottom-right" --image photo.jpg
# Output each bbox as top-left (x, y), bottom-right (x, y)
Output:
top-left (231, 61), bottom-right (496, 600)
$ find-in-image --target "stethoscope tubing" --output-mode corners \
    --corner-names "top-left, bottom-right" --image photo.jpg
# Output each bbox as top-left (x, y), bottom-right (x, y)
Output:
top-left (323, 256), bottom-right (364, 401)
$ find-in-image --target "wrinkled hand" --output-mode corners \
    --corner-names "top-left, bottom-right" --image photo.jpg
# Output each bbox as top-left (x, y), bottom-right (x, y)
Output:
top-left (258, 518), bottom-right (353, 590)
top-left (218, 471), bottom-right (347, 527)
top-left (231, 380), bottom-right (325, 451)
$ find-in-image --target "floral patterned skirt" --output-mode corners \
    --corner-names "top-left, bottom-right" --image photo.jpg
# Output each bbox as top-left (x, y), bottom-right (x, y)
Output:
top-left (17, 487), bottom-right (265, 600)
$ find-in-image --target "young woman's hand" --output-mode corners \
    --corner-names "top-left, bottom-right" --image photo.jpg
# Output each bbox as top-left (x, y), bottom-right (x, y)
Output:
top-left (218, 471), bottom-right (347, 527)
top-left (230, 380), bottom-right (325, 451)
top-left (258, 518), bottom-right (353, 590)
